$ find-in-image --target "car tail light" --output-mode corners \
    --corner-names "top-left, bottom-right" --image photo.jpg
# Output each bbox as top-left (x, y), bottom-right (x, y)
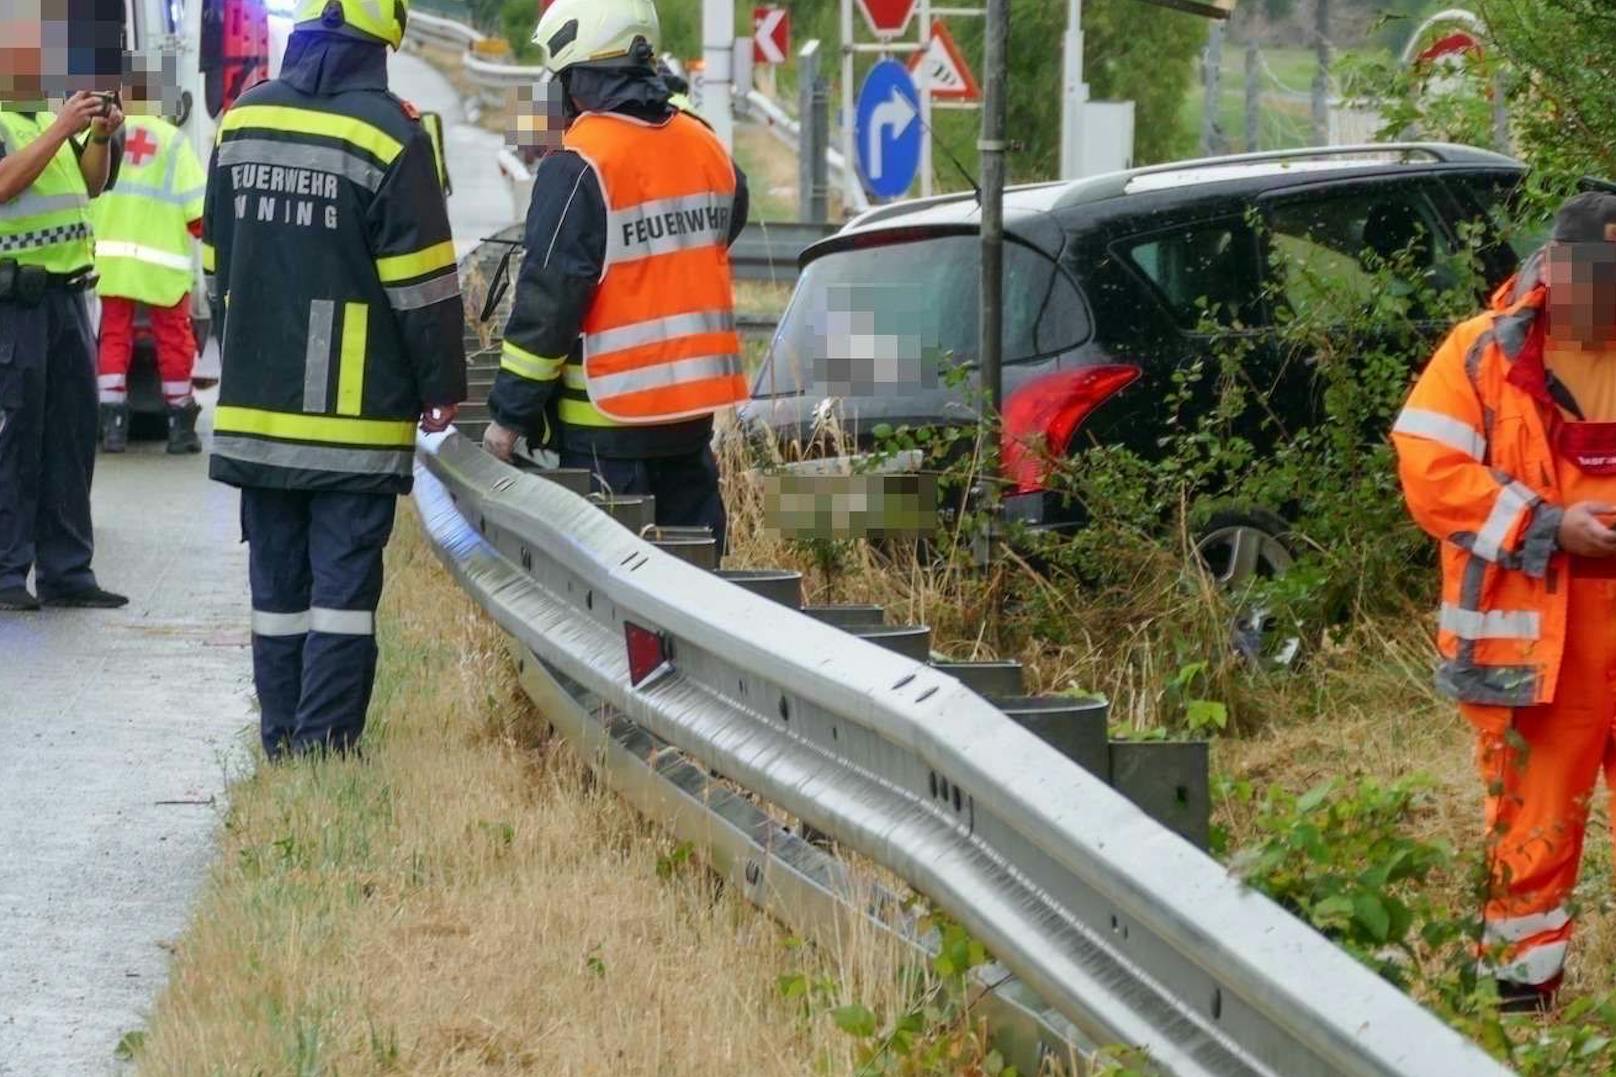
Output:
top-left (624, 621), bottom-right (671, 687)
top-left (1000, 364), bottom-right (1140, 493)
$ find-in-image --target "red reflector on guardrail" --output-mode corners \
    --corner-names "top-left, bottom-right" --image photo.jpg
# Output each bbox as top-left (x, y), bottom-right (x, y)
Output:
top-left (624, 621), bottom-right (670, 686)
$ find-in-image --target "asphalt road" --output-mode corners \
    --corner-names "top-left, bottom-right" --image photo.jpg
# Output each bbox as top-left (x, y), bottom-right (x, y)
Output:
top-left (0, 52), bottom-right (513, 1077)
top-left (0, 398), bottom-right (252, 1076)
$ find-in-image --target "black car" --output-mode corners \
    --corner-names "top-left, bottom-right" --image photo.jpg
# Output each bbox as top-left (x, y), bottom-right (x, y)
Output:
top-left (738, 143), bottom-right (1540, 577)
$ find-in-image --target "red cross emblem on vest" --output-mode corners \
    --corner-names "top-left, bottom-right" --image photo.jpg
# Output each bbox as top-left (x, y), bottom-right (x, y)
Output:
top-left (124, 127), bottom-right (158, 168)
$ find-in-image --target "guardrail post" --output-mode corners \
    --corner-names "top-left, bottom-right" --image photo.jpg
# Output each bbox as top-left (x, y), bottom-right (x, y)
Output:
top-left (798, 41), bottom-right (829, 224)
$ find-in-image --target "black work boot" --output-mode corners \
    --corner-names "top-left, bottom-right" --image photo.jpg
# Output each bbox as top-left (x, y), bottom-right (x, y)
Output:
top-left (166, 399), bottom-right (202, 455)
top-left (41, 585), bottom-right (129, 609)
top-left (99, 402), bottom-right (129, 453)
top-left (0, 586), bottom-right (41, 611)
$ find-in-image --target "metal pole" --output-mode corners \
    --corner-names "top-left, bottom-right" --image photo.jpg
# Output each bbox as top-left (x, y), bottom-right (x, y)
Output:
top-left (700, 0), bottom-right (734, 150)
top-left (918, 0), bottom-right (933, 197)
top-left (1200, 20), bottom-right (1223, 156)
top-left (980, 0), bottom-right (1006, 420)
top-left (1491, 66), bottom-right (1511, 154)
top-left (1311, 0), bottom-right (1330, 145)
top-left (798, 40), bottom-right (820, 222)
top-left (1059, 0), bottom-right (1085, 178)
top-left (841, 0), bottom-right (857, 210)
top-left (811, 62), bottom-right (830, 221)
top-left (1244, 37), bottom-right (1260, 153)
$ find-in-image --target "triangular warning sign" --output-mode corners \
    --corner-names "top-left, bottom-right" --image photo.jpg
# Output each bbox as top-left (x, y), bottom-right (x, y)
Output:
top-left (906, 19), bottom-right (980, 103)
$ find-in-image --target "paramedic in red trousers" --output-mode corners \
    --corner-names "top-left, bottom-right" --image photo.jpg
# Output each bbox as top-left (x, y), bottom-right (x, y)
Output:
top-left (0, 17), bottom-right (129, 612)
top-left (204, 0), bottom-right (465, 758)
top-left (480, 0), bottom-right (751, 552)
top-left (93, 52), bottom-right (208, 454)
top-left (1394, 192), bottom-right (1616, 1013)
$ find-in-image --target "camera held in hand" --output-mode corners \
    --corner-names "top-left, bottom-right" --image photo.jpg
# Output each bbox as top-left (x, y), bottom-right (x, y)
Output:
top-left (90, 91), bottom-right (120, 118)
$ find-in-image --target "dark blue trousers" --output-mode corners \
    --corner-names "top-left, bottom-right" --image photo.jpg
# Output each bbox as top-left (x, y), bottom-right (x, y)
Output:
top-left (240, 488), bottom-right (397, 759)
top-left (0, 291), bottom-right (99, 598)
top-left (558, 444), bottom-right (727, 553)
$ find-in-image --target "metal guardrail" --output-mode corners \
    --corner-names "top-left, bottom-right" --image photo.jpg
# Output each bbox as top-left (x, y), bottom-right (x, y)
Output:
top-left (729, 220), bottom-right (838, 283)
top-left (406, 8), bottom-right (486, 48)
top-left (405, 11), bottom-right (868, 205)
top-left (413, 427), bottom-right (1512, 1077)
top-left (742, 89), bottom-right (869, 213)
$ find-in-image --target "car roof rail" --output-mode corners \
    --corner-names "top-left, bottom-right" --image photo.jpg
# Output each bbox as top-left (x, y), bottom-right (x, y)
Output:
top-left (838, 143), bottom-right (1521, 230)
top-left (1051, 141), bottom-right (1521, 209)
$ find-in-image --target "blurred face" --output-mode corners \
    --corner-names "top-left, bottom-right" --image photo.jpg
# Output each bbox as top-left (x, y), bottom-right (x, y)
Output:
top-left (0, 0), bottom-right (45, 101)
top-left (1547, 236), bottom-right (1616, 351)
top-left (508, 76), bottom-right (566, 159)
top-left (0, 0), bottom-right (119, 102)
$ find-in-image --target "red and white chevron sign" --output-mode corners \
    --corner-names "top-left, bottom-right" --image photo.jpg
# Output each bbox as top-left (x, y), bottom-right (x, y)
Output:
top-left (753, 6), bottom-right (790, 65)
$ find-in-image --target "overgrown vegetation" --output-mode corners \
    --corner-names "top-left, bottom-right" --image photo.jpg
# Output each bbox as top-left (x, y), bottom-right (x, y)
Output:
top-left (717, 170), bottom-right (1616, 1068)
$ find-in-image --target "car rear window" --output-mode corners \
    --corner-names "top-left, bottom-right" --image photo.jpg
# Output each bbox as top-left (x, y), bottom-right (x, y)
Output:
top-left (754, 234), bottom-right (1089, 399)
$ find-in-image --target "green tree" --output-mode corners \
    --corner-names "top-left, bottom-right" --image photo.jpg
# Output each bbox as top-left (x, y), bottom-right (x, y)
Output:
top-left (1480, 0), bottom-right (1616, 180)
top-left (506, 1), bottom-right (1209, 186)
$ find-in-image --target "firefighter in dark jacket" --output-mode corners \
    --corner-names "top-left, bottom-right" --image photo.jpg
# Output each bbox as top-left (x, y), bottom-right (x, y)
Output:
top-left (481, 0), bottom-right (750, 552)
top-left (204, 0), bottom-right (466, 758)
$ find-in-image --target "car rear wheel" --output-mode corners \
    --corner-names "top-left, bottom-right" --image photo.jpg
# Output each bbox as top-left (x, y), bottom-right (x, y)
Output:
top-left (1194, 508), bottom-right (1301, 669)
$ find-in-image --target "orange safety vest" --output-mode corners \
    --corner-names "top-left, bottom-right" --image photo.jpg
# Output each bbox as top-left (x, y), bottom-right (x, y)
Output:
top-left (562, 110), bottom-right (746, 424)
top-left (1393, 253), bottom-right (1573, 707)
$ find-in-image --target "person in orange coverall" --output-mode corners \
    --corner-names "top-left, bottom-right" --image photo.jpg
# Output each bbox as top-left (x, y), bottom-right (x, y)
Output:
top-left (1395, 191), bottom-right (1616, 1012)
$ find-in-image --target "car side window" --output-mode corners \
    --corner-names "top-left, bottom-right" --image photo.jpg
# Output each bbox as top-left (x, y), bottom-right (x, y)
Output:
top-left (1263, 185), bottom-right (1457, 321)
top-left (1117, 218), bottom-right (1263, 331)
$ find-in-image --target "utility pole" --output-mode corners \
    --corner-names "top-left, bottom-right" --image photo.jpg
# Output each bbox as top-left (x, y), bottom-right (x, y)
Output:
top-left (1059, 0), bottom-right (1086, 179)
top-left (797, 40), bottom-right (829, 223)
top-left (700, 0), bottom-right (734, 150)
top-left (1244, 37), bottom-right (1260, 152)
top-left (1311, 0), bottom-right (1330, 145)
top-left (1200, 20), bottom-right (1223, 156)
top-left (980, 0), bottom-right (1007, 420)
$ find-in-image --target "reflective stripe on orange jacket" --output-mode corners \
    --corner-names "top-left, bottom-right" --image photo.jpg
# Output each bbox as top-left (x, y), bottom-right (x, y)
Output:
top-left (563, 111), bottom-right (746, 424)
top-left (1393, 254), bottom-right (1569, 706)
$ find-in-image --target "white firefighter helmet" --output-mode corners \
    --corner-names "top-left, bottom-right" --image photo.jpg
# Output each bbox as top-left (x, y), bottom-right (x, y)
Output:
top-left (529, 0), bottom-right (659, 76)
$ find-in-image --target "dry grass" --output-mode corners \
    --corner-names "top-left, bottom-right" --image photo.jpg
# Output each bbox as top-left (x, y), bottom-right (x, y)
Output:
top-left (715, 440), bottom-right (1616, 1011)
top-left (134, 507), bottom-right (929, 1075)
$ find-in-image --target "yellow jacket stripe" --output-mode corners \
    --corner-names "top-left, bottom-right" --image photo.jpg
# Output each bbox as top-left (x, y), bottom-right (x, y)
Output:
top-left (214, 405), bottom-right (415, 447)
top-left (375, 239), bottom-right (456, 284)
top-left (219, 105), bottom-right (404, 164)
top-left (500, 340), bottom-right (564, 381)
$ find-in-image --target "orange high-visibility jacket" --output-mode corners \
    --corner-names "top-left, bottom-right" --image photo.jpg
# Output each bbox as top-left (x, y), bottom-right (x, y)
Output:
top-left (1393, 255), bottom-right (1571, 707)
top-left (563, 110), bottom-right (747, 424)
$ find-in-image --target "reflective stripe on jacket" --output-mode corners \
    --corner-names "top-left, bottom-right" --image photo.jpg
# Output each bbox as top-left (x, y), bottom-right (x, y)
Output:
top-left (563, 111), bottom-right (745, 424)
top-left (203, 65), bottom-right (466, 496)
top-left (1393, 261), bottom-right (1568, 706)
top-left (0, 110), bottom-right (94, 275)
top-left (91, 115), bottom-right (206, 307)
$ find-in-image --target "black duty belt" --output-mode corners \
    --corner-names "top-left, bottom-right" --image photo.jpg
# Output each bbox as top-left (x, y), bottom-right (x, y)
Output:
top-left (0, 261), bottom-right (97, 306)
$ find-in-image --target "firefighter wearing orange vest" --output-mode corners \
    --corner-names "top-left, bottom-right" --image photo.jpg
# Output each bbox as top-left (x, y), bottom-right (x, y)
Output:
top-left (481, 0), bottom-right (750, 551)
top-left (1394, 192), bottom-right (1616, 1012)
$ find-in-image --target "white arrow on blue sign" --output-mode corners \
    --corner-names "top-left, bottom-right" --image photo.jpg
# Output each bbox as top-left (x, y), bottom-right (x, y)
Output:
top-left (854, 59), bottom-right (921, 200)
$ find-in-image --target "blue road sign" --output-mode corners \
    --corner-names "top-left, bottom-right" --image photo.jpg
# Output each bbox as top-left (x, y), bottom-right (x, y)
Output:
top-left (855, 59), bottom-right (921, 200)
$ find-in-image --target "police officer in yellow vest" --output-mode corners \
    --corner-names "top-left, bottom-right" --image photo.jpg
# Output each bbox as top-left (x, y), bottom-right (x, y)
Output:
top-left (0, 24), bottom-right (130, 611)
top-left (482, 0), bottom-right (750, 552)
top-left (93, 52), bottom-right (209, 455)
